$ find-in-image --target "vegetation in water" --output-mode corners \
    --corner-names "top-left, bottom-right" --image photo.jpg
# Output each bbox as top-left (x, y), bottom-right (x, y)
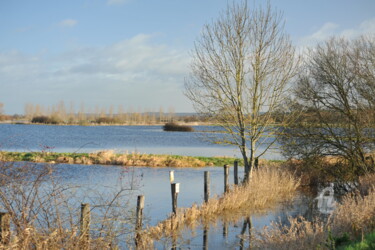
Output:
top-left (136, 166), bottom-right (300, 247)
top-left (0, 160), bottom-right (142, 249)
top-left (252, 174), bottom-right (375, 249)
top-left (0, 150), bottom-right (277, 167)
top-left (162, 122), bottom-right (194, 132)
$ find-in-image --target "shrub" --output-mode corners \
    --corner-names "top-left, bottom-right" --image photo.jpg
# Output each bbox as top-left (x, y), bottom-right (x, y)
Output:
top-left (95, 117), bottom-right (117, 124)
top-left (31, 116), bottom-right (61, 124)
top-left (31, 116), bottom-right (50, 123)
top-left (163, 122), bottom-right (194, 132)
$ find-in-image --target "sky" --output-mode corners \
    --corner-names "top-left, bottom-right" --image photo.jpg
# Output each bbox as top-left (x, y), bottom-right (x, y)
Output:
top-left (1, 0), bottom-right (375, 115)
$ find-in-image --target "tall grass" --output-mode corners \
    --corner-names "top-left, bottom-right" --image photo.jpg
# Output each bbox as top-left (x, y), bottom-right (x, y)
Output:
top-left (136, 166), bottom-right (300, 248)
top-left (0, 160), bottom-right (141, 249)
top-left (253, 173), bottom-right (375, 249)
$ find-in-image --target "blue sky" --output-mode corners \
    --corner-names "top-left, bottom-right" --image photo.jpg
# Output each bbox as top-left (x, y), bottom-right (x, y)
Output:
top-left (1, 0), bottom-right (375, 115)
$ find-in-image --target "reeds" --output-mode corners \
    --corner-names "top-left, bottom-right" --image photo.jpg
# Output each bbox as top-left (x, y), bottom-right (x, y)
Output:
top-left (136, 166), bottom-right (300, 247)
top-left (0, 161), bottom-right (140, 249)
top-left (253, 174), bottom-right (375, 249)
top-left (0, 150), bottom-right (247, 167)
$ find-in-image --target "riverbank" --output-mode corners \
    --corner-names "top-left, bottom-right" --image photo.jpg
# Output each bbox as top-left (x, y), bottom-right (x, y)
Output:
top-left (0, 150), bottom-right (284, 167)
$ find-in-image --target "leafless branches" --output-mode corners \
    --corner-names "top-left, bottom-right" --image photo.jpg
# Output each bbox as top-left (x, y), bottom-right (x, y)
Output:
top-left (185, 1), bottom-right (298, 180)
top-left (281, 36), bottom-right (375, 178)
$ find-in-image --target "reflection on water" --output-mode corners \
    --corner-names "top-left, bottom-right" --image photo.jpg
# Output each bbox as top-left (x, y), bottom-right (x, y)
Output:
top-left (54, 163), bottom-right (337, 249)
top-left (155, 183), bottom-right (340, 249)
top-left (3, 161), bottom-right (339, 249)
top-left (316, 183), bottom-right (336, 214)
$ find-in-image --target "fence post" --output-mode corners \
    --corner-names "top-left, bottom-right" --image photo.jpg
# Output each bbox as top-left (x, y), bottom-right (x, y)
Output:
top-left (224, 164), bottom-right (229, 193)
top-left (203, 224), bottom-right (209, 250)
top-left (135, 195), bottom-right (145, 248)
top-left (80, 203), bottom-right (90, 248)
top-left (204, 171), bottom-right (210, 203)
top-left (171, 183), bottom-right (180, 215)
top-left (223, 221), bottom-right (228, 238)
top-left (0, 212), bottom-right (10, 245)
top-left (135, 195), bottom-right (145, 231)
top-left (169, 170), bottom-right (174, 183)
top-left (234, 160), bottom-right (239, 185)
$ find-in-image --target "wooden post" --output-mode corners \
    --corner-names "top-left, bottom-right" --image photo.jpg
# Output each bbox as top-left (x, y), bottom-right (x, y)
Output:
top-left (171, 183), bottom-right (180, 215)
top-left (80, 203), bottom-right (90, 248)
top-left (135, 195), bottom-right (145, 248)
top-left (224, 164), bottom-right (229, 193)
top-left (169, 170), bottom-right (174, 183)
top-left (234, 160), bottom-right (239, 185)
top-left (135, 195), bottom-right (145, 231)
top-left (0, 212), bottom-right (10, 245)
top-left (204, 171), bottom-right (210, 203)
top-left (171, 234), bottom-right (178, 250)
top-left (223, 221), bottom-right (228, 238)
top-left (203, 224), bottom-right (209, 250)
top-left (240, 216), bottom-right (252, 250)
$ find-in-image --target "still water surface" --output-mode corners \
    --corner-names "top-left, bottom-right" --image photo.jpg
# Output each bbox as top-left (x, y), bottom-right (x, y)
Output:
top-left (0, 124), bottom-right (281, 159)
top-left (53, 163), bottom-right (327, 249)
top-left (1, 124), bottom-right (329, 248)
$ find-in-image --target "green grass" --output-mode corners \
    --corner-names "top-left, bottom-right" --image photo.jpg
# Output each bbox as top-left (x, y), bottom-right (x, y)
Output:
top-left (337, 231), bottom-right (375, 250)
top-left (0, 151), bottom-right (285, 167)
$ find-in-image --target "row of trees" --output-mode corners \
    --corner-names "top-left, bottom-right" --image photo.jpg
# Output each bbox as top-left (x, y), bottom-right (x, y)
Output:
top-left (24, 102), bottom-right (180, 125)
top-left (185, 0), bottom-right (375, 181)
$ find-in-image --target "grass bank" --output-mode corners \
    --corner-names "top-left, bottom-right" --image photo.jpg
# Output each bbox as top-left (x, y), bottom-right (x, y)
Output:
top-left (0, 150), bottom-right (283, 167)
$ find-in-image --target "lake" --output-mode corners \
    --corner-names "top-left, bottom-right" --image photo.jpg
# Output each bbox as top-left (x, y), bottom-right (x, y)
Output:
top-left (52, 163), bottom-right (323, 249)
top-left (0, 124), bottom-right (282, 159)
top-left (0, 124), bottom-right (330, 248)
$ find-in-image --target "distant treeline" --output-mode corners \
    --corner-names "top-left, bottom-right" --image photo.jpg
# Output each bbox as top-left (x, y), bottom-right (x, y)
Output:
top-left (21, 102), bottom-right (204, 125)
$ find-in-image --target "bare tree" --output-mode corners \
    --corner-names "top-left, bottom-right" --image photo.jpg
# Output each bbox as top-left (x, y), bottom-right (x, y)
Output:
top-left (185, 1), bottom-right (298, 180)
top-left (280, 36), bottom-right (375, 178)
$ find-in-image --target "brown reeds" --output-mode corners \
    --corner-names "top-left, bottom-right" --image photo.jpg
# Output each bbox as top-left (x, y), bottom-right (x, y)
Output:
top-left (0, 161), bottom-right (140, 249)
top-left (136, 166), bottom-right (300, 248)
top-left (253, 176), bottom-right (375, 249)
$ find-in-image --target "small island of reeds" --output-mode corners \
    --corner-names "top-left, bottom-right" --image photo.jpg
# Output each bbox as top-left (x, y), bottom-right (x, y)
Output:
top-left (163, 122), bottom-right (194, 132)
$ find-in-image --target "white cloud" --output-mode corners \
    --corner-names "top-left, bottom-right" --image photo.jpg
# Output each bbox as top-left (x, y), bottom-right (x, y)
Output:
top-left (298, 18), bottom-right (375, 48)
top-left (59, 19), bottom-right (78, 28)
top-left (0, 34), bottom-right (192, 114)
top-left (107, 0), bottom-right (129, 5)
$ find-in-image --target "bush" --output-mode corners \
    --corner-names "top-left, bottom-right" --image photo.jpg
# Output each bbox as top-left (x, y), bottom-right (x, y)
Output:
top-left (95, 117), bottom-right (117, 124)
top-left (163, 122), bottom-right (194, 132)
top-left (31, 116), bottom-right (60, 124)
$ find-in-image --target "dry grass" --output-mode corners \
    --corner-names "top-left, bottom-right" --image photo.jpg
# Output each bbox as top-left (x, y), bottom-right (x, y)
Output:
top-left (1, 227), bottom-right (117, 250)
top-left (86, 150), bottom-right (207, 167)
top-left (136, 166), bottom-right (300, 248)
top-left (0, 161), bottom-right (140, 249)
top-left (254, 217), bottom-right (327, 250)
top-left (253, 175), bottom-right (375, 249)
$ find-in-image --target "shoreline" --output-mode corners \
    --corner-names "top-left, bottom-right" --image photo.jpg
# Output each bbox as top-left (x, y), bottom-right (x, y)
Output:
top-left (0, 150), bottom-right (284, 167)
top-left (0, 120), bottom-right (211, 126)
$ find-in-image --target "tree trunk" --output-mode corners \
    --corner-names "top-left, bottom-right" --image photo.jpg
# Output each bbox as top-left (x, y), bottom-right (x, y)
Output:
top-left (249, 141), bottom-right (256, 181)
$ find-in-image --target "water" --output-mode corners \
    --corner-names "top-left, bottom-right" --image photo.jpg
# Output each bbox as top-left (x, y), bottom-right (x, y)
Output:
top-left (0, 124), bottom-right (330, 248)
top-left (0, 124), bottom-right (282, 159)
top-left (48, 163), bottom-right (327, 249)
